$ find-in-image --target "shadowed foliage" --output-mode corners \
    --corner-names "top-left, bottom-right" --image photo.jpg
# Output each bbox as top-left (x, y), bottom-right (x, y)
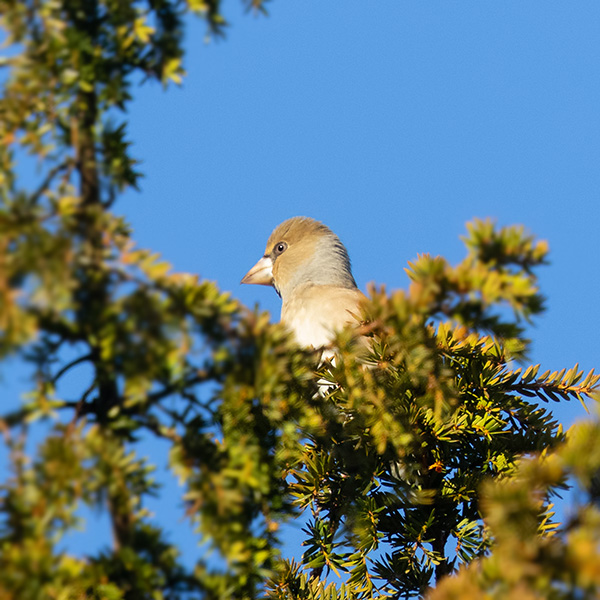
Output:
top-left (1, 2), bottom-right (599, 599)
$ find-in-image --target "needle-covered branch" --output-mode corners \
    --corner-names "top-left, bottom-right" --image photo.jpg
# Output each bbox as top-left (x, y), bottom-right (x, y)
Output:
top-left (1, 2), bottom-right (599, 599)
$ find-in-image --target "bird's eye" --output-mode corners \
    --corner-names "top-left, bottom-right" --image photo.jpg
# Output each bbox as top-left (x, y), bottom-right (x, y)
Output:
top-left (274, 242), bottom-right (288, 256)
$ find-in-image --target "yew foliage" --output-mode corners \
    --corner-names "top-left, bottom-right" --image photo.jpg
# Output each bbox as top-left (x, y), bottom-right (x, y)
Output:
top-left (1, 2), bottom-right (599, 599)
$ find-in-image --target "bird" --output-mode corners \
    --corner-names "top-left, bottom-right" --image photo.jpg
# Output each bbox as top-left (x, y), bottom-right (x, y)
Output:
top-left (241, 217), bottom-right (366, 353)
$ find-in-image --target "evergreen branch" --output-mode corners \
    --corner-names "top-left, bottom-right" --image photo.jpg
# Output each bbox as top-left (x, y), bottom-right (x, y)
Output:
top-left (493, 364), bottom-right (599, 405)
top-left (29, 159), bottom-right (73, 205)
top-left (145, 368), bottom-right (219, 405)
top-left (51, 352), bottom-right (94, 384)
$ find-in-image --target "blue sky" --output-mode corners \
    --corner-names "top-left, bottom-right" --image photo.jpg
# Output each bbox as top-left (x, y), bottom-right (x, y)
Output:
top-left (4, 0), bottom-right (600, 578)
top-left (124, 0), bottom-right (599, 419)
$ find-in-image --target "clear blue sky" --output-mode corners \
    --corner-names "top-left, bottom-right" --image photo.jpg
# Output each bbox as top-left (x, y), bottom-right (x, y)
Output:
top-left (4, 0), bottom-right (600, 576)
top-left (124, 0), bottom-right (599, 421)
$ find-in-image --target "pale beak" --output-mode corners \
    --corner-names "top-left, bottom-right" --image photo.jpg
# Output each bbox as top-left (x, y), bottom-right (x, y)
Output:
top-left (241, 256), bottom-right (274, 286)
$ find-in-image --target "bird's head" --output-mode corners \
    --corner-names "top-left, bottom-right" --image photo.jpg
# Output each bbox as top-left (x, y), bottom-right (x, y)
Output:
top-left (241, 216), bottom-right (357, 300)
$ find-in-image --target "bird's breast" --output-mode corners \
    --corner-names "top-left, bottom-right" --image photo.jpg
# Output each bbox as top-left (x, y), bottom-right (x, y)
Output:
top-left (280, 285), bottom-right (365, 349)
top-left (281, 301), bottom-right (335, 348)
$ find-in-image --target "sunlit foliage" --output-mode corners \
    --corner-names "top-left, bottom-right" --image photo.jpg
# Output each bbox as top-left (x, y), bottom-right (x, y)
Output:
top-left (1, 2), bottom-right (599, 599)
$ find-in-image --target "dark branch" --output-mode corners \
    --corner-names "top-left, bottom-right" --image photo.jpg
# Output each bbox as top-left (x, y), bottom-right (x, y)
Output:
top-left (51, 353), bottom-right (93, 384)
top-left (29, 160), bottom-right (73, 206)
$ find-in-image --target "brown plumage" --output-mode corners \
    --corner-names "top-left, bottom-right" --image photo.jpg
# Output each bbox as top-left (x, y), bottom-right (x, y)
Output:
top-left (241, 217), bottom-right (366, 350)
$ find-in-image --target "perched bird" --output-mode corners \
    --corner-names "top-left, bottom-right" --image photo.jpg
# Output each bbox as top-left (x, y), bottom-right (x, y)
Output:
top-left (241, 217), bottom-right (366, 352)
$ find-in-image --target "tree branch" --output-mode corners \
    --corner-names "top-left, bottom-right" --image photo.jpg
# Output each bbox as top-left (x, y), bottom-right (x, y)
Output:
top-left (51, 353), bottom-right (93, 384)
top-left (29, 160), bottom-right (73, 206)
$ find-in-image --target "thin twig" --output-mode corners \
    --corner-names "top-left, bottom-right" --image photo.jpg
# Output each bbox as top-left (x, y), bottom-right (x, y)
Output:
top-left (67, 380), bottom-right (98, 431)
top-left (51, 353), bottom-right (93, 384)
top-left (29, 159), bottom-right (73, 205)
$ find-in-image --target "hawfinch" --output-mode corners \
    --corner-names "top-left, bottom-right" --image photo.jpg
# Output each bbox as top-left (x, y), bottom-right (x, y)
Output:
top-left (241, 217), bottom-right (366, 351)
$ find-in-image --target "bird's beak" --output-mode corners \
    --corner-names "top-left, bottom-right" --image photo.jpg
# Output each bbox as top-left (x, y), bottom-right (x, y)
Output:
top-left (241, 256), bottom-right (274, 286)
